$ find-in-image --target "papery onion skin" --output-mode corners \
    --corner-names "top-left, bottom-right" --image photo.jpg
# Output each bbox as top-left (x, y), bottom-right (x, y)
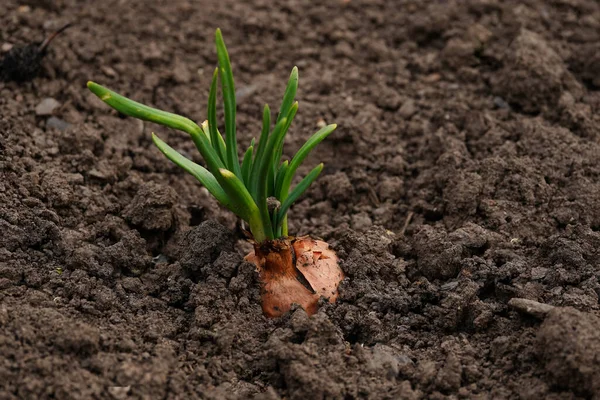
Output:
top-left (245, 236), bottom-right (344, 318)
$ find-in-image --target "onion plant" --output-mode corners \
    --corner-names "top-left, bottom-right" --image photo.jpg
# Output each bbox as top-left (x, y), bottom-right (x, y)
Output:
top-left (88, 29), bottom-right (344, 318)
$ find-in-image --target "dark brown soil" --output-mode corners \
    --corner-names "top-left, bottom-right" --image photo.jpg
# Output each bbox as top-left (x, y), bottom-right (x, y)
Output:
top-left (2, 0), bottom-right (600, 399)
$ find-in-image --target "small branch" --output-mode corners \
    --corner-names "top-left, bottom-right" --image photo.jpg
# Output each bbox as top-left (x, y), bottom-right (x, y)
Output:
top-left (400, 211), bottom-right (414, 235)
top-left (508, 298), bottom-right (555, 319)
top-left (39, 22), bottom-right (73, 52)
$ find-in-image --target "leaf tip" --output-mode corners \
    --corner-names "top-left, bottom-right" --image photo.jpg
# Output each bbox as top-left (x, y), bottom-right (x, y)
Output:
top-left (219, 168), bottom-right (234, 178)
top-left (151, 132), bottom-right (161, 146)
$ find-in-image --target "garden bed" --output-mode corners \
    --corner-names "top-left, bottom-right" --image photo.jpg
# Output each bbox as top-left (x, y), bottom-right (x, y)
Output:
top-left (1, 0), bottom-right (600, 398)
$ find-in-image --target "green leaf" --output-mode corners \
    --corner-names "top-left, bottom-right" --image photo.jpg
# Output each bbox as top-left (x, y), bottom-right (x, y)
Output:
top-left (86, 81), bottom-right (225, 176)
top-left (276, 67), bottom-right (298, 125)
top-left (87, 81), bottom-right (199, 135)
top-left (241, 143), bottom-right (254, 187)
top-left (250, 104), bottom-right (271, 200)
top-left (275, 163), bottom-right (324, 230)
top-left (274, 160), bottom-right (289, 198)
top-left (256, 117), bottom-right (288, 239)
top-left (219, 169), bottom-right (268, 242)
top-left (201, 120), bottom-right (227, 153)
top-left (266, 104), bottom-right (296, 197)
top-left (151, 133), bottom-right (233, 211)
top-left (279, 124), bottom-right (336, 201)
top-left (208, 68), bottom-right (226, 162)
top-left (215, 29), bottom-right (242, 179)
top-left (200, 120), bottom-right (210, 141)
top-left (272, 101), bottom-right (298, 179)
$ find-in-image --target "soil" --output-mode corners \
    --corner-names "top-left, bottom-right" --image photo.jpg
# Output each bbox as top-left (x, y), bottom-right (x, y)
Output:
top-left (1, 0), bottom-right (600, 399)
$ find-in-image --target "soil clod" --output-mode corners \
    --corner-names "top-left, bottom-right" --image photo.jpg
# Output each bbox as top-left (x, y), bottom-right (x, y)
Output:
top-left (0, 22), bottom-right (71, 82)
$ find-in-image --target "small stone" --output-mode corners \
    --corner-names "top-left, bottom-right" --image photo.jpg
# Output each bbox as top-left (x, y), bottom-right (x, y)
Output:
top-left (559, 91), bottom-right (575, 108)
top-left (398, 99), bottom-right (416, 119)
top-left (441, 281), bottom-right (459, 291)
top-left (531, 267), bottom-right (548, 280)
top-left (101, 66), bottom-right (117, 77)
top-left (46, 117), bottom-right (71, 131)
top-left (467, 24), bottom-right (493, 44)
top-left (493, 96), bottom-right (510, 109)
top-left (1, 43), bottom-right (13, 52)
top-left (508, 298), bottom-right (555, 319)
top-left (152, 254), bottom-right (169, 265)
top-left (422, 73), bottom-right (441, 82)
top-left (316, 118), bottom-right (327, 128)
top-left (108, 386), bottom-right (131, 400)
top-left (35, 98), bottom-right (60, 116)
top-left (88, 169), bottom-right (108, 180)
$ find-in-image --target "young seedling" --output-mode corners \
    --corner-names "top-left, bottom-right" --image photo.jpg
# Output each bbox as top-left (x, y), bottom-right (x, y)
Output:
top-left (87, 29), bottom-right (344, 317)
top-left (1, 23), bottom-right (72, 82)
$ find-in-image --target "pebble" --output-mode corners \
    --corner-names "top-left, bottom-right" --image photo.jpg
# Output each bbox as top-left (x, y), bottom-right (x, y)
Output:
top-left (398, 99), bottom-right (416, 119)
top-left (493, 96), bottom-right (510, 109)
top-left (441, 281), bottom-right (459, 291)
top-left (101, 66), bottom-right (117, 78)
top-left (152, 254), bottom-right (169, 264)
top-left (530, 267), bottom-right (548, 280)
top-left (1, 43), bottom-right (13, 52)
top-left (35, 98), bottom-right (61, 116)
top-left (422, 73), bottom-right (441, 82)
top-left (46, 117), bottom-right (71, 131)
top-left (107, 386), bottom-right (131, 400)
top-left (508, 298), bottom-right (555, 319)
top-left (88, 169), bottom-right (108, 180)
